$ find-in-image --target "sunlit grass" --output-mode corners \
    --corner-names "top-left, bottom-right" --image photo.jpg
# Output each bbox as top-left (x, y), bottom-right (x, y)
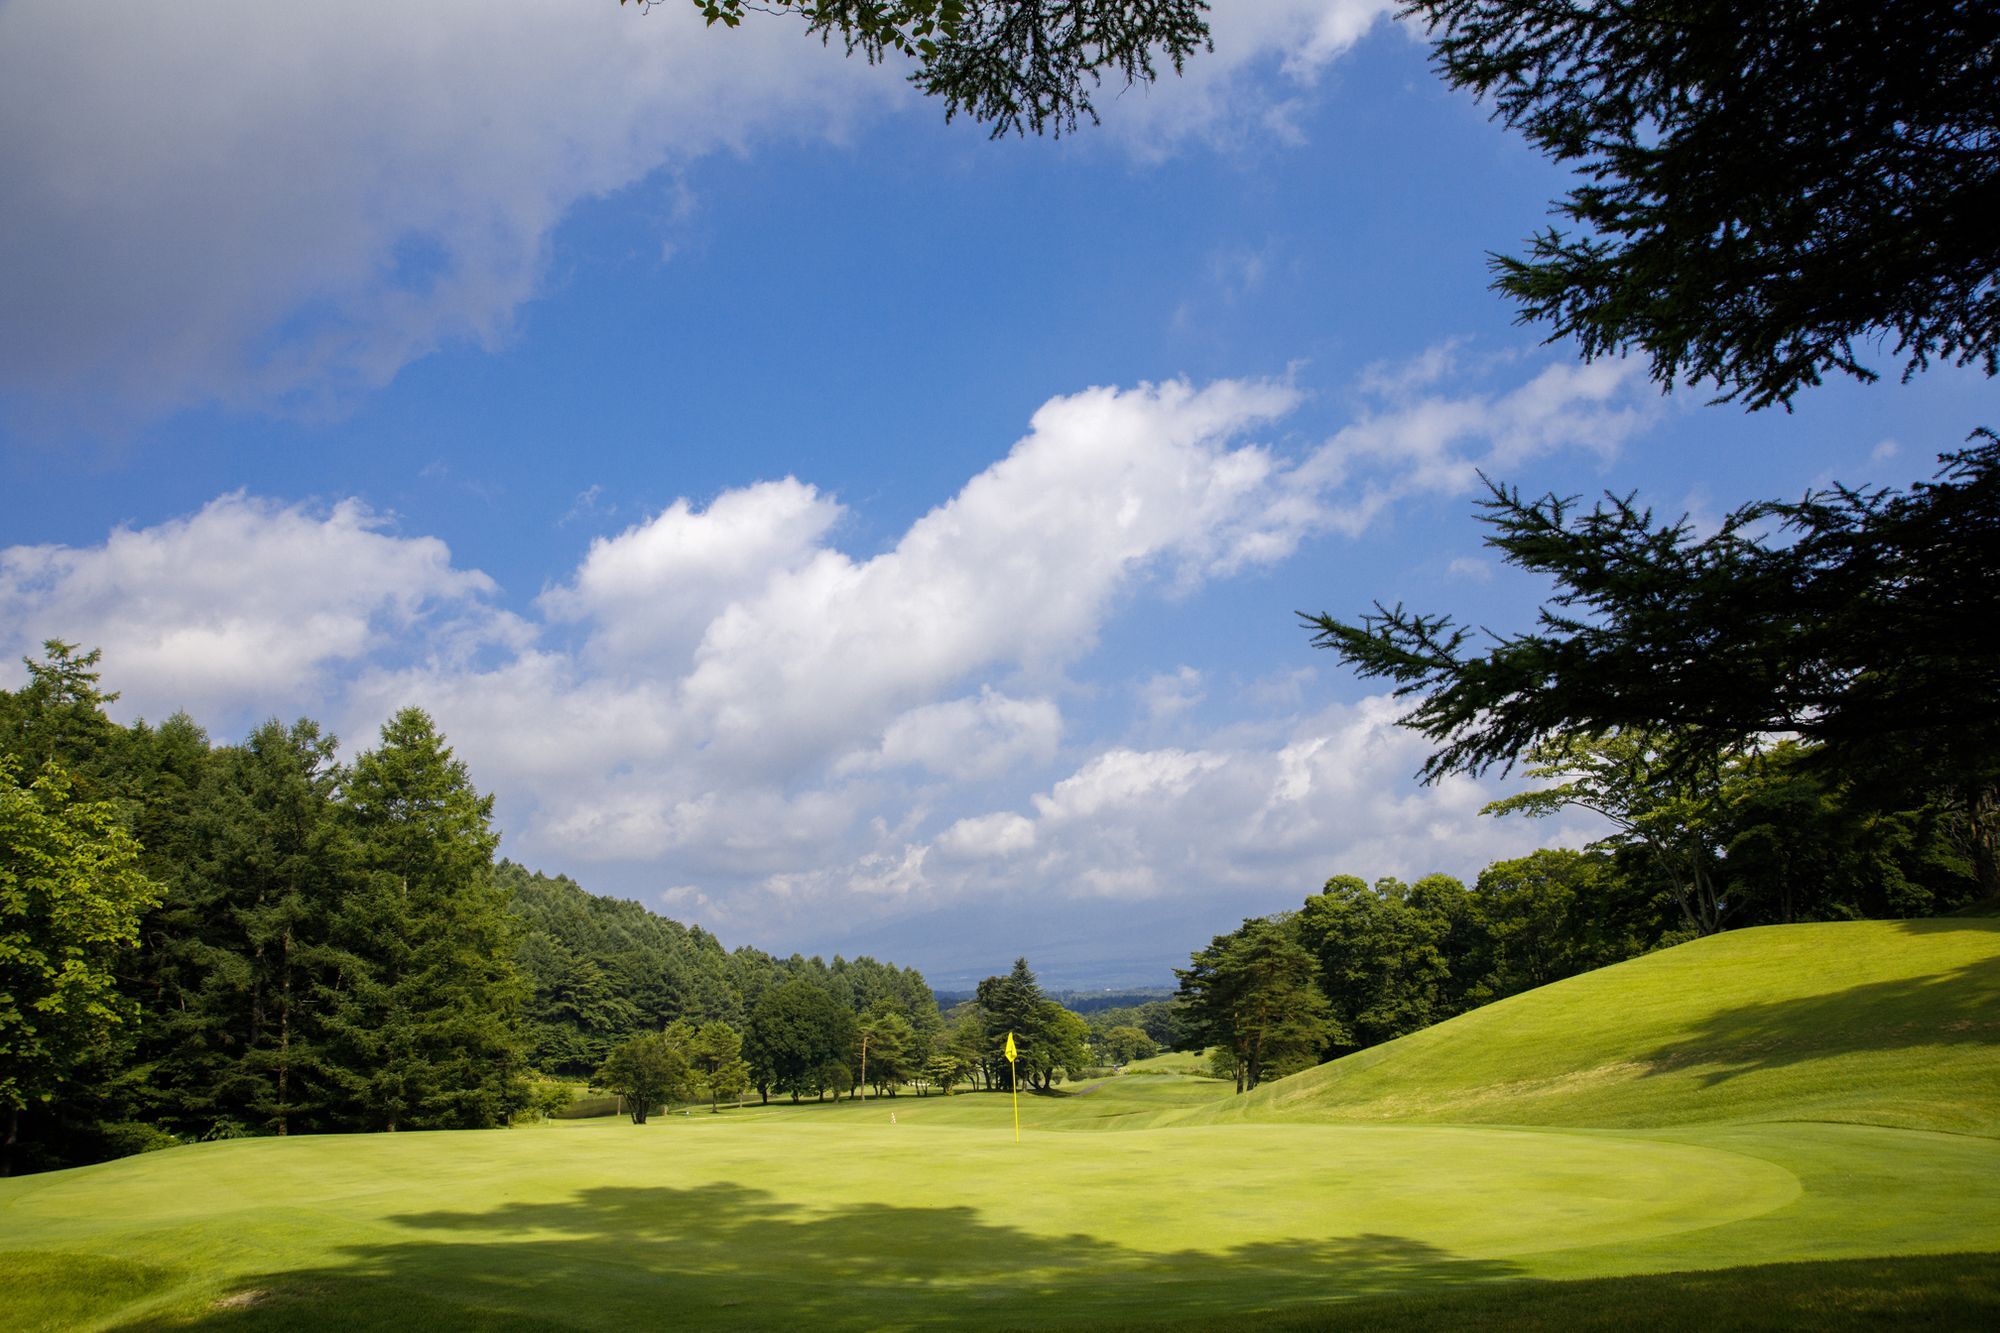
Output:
top-left (2, 919), bottom-right (1995, 1329)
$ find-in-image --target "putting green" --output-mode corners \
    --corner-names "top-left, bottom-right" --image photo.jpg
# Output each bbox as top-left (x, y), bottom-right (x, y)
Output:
top-left (1, 1117), bottom-right (1802, 1328)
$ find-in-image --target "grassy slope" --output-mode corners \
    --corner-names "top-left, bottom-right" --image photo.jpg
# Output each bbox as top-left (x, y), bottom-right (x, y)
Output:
top-left (1182, 919), bottom-right (2000, 1135)
top-left (2, 919), bottom-right (1996, 1329)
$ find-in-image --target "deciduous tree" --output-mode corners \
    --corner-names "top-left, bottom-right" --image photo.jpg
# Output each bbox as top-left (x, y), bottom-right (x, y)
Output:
top-left (1, 758), bottom-right (159, 1174)
top-left (595, 1031), bottom-right (694, 1124)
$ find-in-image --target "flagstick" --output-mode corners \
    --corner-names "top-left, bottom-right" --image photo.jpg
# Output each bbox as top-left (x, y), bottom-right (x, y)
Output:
top-left (1005, 1030), bottom-right (1020, 1143)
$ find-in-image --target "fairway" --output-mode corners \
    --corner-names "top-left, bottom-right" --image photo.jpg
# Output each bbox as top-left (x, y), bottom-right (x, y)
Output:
top-left (5, 920), bottom-right (1998, 1329)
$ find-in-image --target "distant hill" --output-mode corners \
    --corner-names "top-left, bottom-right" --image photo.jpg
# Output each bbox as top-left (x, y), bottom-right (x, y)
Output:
top-left (1183, 919), bottom-right (2000, 1136)
top-left (934, 986), bottom-right (1174, 1013)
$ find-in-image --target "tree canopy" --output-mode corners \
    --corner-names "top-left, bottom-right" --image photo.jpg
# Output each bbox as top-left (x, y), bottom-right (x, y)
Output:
top-left (1407, 0), bottom-right (2000, 409)
top-left (658, 0), bottom-right (1211, 137)
top-left (1, 757), bottom-right (159, 1173)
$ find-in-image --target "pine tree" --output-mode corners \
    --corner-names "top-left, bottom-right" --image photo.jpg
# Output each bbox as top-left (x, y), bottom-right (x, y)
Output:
top-left (323, 709), bottom-right (526, 1130)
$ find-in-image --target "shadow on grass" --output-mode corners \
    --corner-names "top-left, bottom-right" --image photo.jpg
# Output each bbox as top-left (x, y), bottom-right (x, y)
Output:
top-left (160, 1182), bottom-right (1523, 1329)
top-left (1639, 945), bottom-right (2000, 1086)
top-left (1245, 1251), bottom-right (2000, 1333)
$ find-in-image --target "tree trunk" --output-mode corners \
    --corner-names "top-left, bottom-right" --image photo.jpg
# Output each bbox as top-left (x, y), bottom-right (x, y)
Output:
top-left (277, 927), bottom-right (292, 1137)
top-left (3, 1104), bottom-right (17, 1178)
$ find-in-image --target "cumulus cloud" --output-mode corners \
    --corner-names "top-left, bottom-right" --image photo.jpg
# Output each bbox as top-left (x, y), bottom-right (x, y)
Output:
top-left (541, 478), bottom-right (845, 667)
top-left (1272, 352), bottom-right (1658, 541)
top-left (0, 493), bottom-right (512, 723)
top-left (838, 690), bottom-right (1064, 782)
top-left (703, 693), bottom-right (1606, 943)
top-left (1139, 666), bottom-right (1206, 721)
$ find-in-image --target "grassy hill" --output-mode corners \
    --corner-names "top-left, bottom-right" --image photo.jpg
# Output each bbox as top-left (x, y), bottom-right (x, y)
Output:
top-left (1183, 919), bottom-right (2000, 1136)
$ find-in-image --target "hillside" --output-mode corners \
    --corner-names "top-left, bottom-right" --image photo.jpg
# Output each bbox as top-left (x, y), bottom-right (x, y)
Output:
top-left (1184, 919), bottom-right (2000, 1135)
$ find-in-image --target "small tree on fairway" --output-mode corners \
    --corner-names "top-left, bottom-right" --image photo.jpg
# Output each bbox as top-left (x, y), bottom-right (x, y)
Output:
top-left (688, 1020), bottom-right (751, 1113)
top-left (595, 1032), bottom-right (692, 1125)
top-left (1177, 915), bottom-right (1341, 1093)
top-left (920, 1051), bottom-right (962, 1096)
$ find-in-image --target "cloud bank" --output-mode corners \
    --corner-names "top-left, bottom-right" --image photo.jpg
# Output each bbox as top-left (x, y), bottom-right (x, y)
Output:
top-left (3, 352), bottom-right (1634, 967)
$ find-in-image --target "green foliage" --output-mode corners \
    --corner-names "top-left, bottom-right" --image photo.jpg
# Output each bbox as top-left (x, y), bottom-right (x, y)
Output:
top-left (919, 1050), bottom-right (963, 1094)
top-left (1486, 731), bottom-right (1729, 936)
top-left (1175, 915), bottom-right (1340, 1091)
top-left (748, 979), bottom-right (857, 1103)
top-left (0, 756), bottom-right (159, 1168)
top-left (1094, 1023), bottom-right (1158, 1064)
top-left (0, 642), bottom-right (123, 794)
top-left (854, 1006), bottom-right (914, 1095)
top-left (688, 1020), bottom-right (751, 1111)
top-left (662, 0), bottom-right (1212, 138)
top-left (1407, 1), bottom-right (2000, 409)
top-left (0, 647), bottom-right (943, 1168)
top-left (1296, 877), bottom-right (1453, 1050)
top-left (594, 1031), bottom-right (694, 1124)
top-left (317, 708), bottom-right (527, 1132)
top-left (1472, 849), bottom-right (1649, 999)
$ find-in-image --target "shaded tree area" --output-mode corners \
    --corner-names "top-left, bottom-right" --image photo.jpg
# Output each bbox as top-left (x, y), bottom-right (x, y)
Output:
top-left (2, 647), bottom-right (533, 1172)
top-left (0, 644), bottom-right (942, 1169)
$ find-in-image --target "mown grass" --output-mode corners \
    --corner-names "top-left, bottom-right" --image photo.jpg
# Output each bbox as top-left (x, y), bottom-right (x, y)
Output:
top-left (1185, 919), bottom-right (2000, 1134)
top-left (2, 918), bottom-right (1994, 1329)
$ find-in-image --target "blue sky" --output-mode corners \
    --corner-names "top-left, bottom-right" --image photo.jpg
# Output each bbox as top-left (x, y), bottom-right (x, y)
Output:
top-left (2, 2), bottom-right (1990, 987)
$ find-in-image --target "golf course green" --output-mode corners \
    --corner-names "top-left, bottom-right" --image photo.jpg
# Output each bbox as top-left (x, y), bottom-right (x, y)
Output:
top-left (4, 918), bottom-right (1997, 1329)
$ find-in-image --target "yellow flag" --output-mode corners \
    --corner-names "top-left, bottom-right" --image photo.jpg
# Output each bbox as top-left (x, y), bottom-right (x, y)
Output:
top-left (1004, 1031), bottom-right (1017, 1061)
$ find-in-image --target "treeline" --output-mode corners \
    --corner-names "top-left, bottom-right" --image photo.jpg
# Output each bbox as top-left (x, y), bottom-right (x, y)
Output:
top-left (1178, 737), bottom-right (1982, 1093)
top-left (0, 643), bottom-right (941, 1173)
top-left (637, 956), bottom-right (1104, 1112)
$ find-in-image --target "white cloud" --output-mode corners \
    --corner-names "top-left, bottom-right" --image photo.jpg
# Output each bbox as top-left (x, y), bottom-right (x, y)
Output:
top-left (1274, 350), bottom-right (1658, 540)
top-left (838, 690), bottom-right (1064, 782)
top-left (1139, 666), bottom-right (1206, 721)
top-left (702, 692), bottom-right (1607, 939)
top-left (935, 812), bottom-right (1037, 861)
top-left (1102, 0), bottom-right (1401, 155)
top-left (0, 493), bottom-right (511, 723)
top-left (1446, 556), bottom-right (1493, 582)
top-left (0, 1), bottom-right (896, 416)
top-left (541, 478), bottom-right (845, 667)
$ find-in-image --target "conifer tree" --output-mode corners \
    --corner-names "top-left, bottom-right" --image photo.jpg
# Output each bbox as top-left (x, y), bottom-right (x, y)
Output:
top-left (324, 709), bottom-right (526, 1130)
